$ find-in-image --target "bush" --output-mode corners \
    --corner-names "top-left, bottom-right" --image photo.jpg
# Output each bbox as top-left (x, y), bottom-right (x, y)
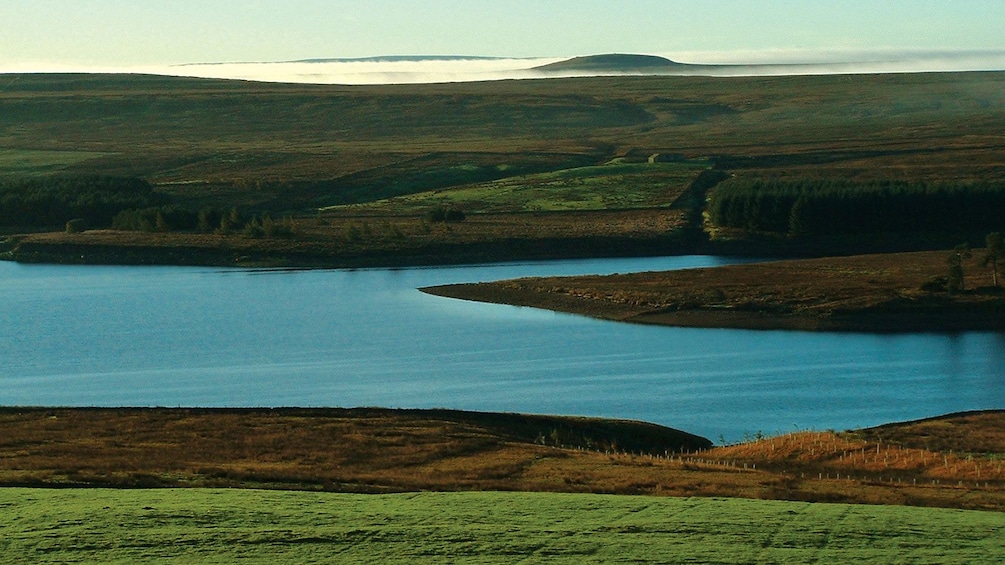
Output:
top-left (426, 205), bottom-right (466, 223)
top-left (65, 218), bottom-right (86, 233)
top-left (920, 276), bottom-right (948, 292)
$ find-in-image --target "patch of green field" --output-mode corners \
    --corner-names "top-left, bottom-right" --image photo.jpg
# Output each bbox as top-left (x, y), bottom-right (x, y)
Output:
top-left (3, 489), bottom-right (1003, 564)
top-left (0, 148), bottom-right (110, 176)
top-left (337, 162), bottom-right (708, 215)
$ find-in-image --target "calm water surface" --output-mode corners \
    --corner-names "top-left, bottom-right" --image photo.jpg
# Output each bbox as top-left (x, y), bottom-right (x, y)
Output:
top-left (2, 256), bottom-right (1003, 442)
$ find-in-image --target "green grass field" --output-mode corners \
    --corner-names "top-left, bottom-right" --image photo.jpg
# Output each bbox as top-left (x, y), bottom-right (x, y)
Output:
top-left (332, 161), bottom-right (707, 215)
top-left (3, 489), bottom-right (1003, 563)
top-left (0, 148), bottom-right (111, 176)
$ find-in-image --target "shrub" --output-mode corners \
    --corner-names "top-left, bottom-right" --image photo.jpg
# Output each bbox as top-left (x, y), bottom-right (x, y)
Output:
top-left (920, 276), bottom-right (948, 292)
top-left (65, 218), bottom-right (86, 233)
top-left (427, 205), bottom-right (466, 223)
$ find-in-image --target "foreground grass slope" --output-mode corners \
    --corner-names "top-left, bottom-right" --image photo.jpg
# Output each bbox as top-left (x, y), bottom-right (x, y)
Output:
top-left (3, 408), bottom-right (1004, 511)
top-left (4, 489), bottom-right (1004, 564)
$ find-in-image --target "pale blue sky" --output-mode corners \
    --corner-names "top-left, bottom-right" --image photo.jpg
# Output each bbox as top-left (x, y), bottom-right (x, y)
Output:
top-left (3, 0), bottom-right (1003, 67)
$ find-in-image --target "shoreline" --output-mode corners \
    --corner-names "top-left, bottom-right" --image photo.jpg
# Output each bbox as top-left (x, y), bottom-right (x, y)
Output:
top-left (0, 226), bottom-right (956, 271)
top-left (7, 233), bottom-right (1003, 333)
top-left (422, 284), bottom-right (1005, 333)
top-left (421, 251), bottom-right (1005, 333)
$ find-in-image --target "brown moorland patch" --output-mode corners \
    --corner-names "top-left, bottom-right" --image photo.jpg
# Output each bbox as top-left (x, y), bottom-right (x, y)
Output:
top-left (423, 250), bottom-right (1005, 332)
top-left (1, 408), bottom-right (1003, 511)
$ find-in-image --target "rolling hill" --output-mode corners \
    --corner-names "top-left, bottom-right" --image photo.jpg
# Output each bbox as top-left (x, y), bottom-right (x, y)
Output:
top-left (533, 53), bottom-right (692, 73)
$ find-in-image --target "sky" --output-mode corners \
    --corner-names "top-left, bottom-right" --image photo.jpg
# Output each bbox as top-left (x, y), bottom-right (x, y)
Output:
top-left (3, 1), bottom-right (1004, 82)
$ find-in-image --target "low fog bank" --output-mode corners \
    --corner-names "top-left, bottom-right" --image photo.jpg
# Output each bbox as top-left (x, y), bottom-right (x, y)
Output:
top-left (5, 50), bottom-right (1004, 85)
top-left (168, 57), bottom-right (564, 85)
top-left (675, 48), bottom-right (1005, 77)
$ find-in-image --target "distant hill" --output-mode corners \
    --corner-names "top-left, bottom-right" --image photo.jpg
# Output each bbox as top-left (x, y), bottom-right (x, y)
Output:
top-left (534, 54), bottom-right (694, 74)
top-left (532, 53), bottom-right (826, 77)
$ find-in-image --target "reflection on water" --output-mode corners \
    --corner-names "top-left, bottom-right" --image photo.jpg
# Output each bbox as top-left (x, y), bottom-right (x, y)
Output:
top-left (2, 256), bottom-right (1003, 442)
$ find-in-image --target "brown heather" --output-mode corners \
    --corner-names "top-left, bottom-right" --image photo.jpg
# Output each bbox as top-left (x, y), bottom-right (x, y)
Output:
top-left (1, 408), bottom-right (1003, 511)
top-left (425, 250), bottom-right (1005, 332)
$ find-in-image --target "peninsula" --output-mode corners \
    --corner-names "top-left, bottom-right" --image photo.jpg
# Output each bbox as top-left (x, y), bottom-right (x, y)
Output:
top-left (423, 250), bottom-right (1005, 332)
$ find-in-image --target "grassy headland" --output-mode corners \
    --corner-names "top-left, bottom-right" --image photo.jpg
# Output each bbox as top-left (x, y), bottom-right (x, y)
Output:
top-left (423, 250), bottom-right (1005, 332)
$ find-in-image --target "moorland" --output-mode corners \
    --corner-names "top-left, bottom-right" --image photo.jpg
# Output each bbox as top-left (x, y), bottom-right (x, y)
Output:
top-left (1, 70), bottom-right (1004, 269)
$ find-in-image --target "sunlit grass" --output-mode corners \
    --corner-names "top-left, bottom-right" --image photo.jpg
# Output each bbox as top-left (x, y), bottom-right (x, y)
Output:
top-left (0, 148), bottom-right (110, 176)
top-left (330, 162), bottom-right (707, 215)
top-left (3, 488), bottom-right (1004, 564)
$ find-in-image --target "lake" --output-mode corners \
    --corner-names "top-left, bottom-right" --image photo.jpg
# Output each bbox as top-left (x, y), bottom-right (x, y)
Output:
top-left (2, 256), bottom-right (1003, 442)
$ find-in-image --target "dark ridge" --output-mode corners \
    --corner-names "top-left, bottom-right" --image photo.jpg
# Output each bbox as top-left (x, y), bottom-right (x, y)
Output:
top-left (0, 406), bottom-right (712, 455)
top-left (534, 54), bottom-right (689, 73)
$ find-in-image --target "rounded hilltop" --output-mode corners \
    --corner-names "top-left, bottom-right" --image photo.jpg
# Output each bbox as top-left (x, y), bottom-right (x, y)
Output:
top-left (534, 53), bottom-right (688, 73)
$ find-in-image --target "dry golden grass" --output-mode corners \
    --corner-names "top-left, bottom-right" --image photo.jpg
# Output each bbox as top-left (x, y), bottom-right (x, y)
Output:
top-left (1, 408), bottom-right (1003, 511)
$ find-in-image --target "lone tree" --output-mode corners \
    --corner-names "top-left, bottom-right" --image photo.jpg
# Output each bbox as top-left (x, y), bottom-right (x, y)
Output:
top-left (947, 243), bottom-right (973, 293)
top-left (982, 232), bottom-right (1004, 288)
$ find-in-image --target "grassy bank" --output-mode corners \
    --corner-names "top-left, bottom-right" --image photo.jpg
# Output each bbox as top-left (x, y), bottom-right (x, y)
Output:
top-left (3, 408), bottom-right (1005, 511)
top-left (4, 489), bottom-right (1004, 564)
top-left (1, 207), bottom-right (694, 268)
top-left (423, 250), bottom-right (1005, 332)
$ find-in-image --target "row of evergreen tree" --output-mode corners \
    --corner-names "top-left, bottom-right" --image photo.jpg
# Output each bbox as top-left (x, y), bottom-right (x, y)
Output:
top-left (0, 175), bottom-right (163, 228)
top-left (111, 206), bottom-right (294, 237)
top-left (707, 179), bottom-right (1005, 236)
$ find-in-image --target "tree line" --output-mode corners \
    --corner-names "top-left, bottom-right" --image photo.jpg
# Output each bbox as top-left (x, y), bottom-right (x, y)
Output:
top-left (0, 175), bottom-right (164, 228)
top-left (707, 179), bottom-right (1005, 236)
top-left (112, 207), bottom-right (294, 237)
top-left (0, 175), bottom-right (295, 237)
